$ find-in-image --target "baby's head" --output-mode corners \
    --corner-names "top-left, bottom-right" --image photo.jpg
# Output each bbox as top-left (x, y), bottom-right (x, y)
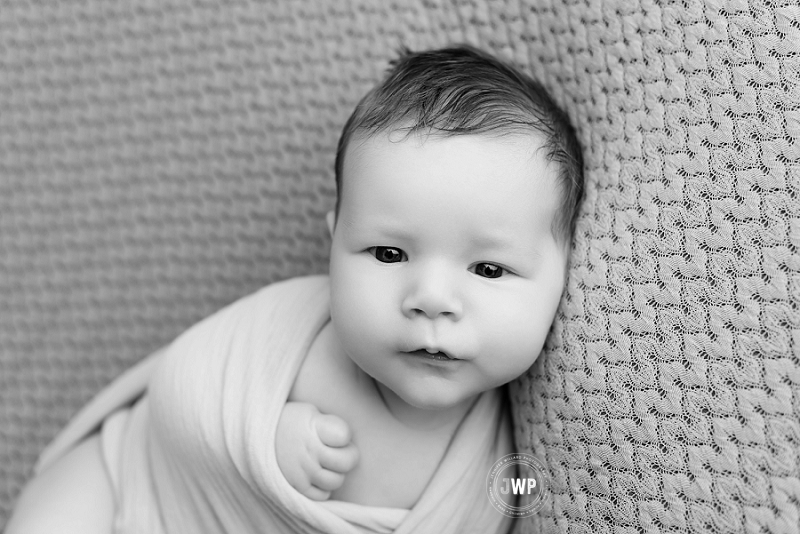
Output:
top-left (326, 45), bottom-right (583, 413)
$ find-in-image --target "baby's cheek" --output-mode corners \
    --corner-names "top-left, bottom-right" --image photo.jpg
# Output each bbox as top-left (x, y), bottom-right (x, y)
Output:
top-left (495, 302), bottom-right (550, 364)
top-left (332, 279), bottom-right (389, 347)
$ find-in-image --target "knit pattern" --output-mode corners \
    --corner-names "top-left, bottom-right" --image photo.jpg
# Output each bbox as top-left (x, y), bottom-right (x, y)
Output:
top-left (1, 1), bottom-right (798, 532)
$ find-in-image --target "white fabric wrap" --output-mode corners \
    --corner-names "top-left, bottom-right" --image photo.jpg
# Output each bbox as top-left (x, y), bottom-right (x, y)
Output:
top-left (39, 275), bottom-right (514, 534)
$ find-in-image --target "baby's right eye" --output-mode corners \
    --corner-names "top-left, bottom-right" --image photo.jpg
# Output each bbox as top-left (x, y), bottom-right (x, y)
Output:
top-left (368, 246), bottom-right (407, 263)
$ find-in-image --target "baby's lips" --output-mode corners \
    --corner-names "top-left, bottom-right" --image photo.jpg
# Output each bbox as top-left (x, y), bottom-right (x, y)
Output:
top-left (398, 336), bottom-right (465, 360)
top-left (422, 344), bottom-right (462, 360)
top-left (406, 347), bottom-right (459, 360)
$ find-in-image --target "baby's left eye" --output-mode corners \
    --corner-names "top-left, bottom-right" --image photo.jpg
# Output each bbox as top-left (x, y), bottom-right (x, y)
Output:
top-left (472, 263), bottom-right (505, 279)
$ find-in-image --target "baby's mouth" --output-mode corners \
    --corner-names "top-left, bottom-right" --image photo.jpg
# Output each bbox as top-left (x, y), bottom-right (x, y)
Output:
top-left (407, 349), bottom-right (457, 361)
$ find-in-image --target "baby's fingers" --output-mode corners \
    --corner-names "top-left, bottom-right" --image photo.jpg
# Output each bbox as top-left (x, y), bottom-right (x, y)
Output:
top-left (303, 486), bottom-right (331, 502)
top-left (309, 468), bottom-right (346, 492)
top-left (319, 443), bottom-right (360, 474)
top-left (314, 413), bottom-right (352, 448)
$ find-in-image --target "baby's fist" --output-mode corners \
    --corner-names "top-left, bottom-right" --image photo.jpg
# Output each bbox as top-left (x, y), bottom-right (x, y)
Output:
top-left (276, 402), bottom-right (360, 501)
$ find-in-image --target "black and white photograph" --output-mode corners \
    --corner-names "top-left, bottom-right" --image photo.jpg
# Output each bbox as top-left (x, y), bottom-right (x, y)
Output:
top-left (1, 1), bottom-right (798, 533)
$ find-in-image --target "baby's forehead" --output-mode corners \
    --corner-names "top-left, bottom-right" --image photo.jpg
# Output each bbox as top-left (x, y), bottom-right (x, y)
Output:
top-left (345, 129), bottom-right (553, 179)
top-left (344, 130), bottom-right (558, 191)
top-left (341, 130), bottom-right (562, 224)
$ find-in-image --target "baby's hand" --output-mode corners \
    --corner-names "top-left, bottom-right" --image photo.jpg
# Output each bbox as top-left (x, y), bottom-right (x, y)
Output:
top-left (276, 401), bottom-right (360, 501)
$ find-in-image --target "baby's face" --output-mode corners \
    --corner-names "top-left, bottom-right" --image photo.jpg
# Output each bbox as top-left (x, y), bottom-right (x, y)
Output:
top-left (328, 131), bottom-right (568, 411)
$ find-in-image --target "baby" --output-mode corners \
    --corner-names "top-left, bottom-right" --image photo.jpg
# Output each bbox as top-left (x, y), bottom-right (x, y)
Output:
top-left (7, 45), bottom-right (583, 533)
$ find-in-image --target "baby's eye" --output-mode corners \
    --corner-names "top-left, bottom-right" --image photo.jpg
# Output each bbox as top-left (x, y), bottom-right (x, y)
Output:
top-left (369, 246), bottom-right (407, 263)
top-left (472, 263), bottom-right (505, 279)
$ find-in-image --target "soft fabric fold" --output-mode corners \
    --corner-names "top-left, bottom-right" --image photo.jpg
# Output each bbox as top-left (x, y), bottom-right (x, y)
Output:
top-left (36, 275), bottom-right (513, 534)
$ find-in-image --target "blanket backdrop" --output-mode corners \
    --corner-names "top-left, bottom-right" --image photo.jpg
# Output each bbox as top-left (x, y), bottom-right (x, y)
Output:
top-left (1, 0), bottom-right (798, 532)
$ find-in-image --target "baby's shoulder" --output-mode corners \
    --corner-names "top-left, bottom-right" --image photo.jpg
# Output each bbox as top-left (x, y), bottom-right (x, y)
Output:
top-left (288, 321), bottom-right (375, 416)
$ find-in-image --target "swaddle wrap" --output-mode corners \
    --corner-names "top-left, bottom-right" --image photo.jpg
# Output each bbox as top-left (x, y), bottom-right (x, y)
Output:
top-left (35, 275), bottom-right (514, 534)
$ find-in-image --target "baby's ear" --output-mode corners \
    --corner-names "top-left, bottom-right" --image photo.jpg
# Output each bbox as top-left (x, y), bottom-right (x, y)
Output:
top-left (326, 211), bottom-right (336, 238)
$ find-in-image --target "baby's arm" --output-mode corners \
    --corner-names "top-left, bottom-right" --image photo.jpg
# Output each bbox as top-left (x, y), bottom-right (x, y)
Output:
top-left (276, 401), bottom-right (360, 501)
top-left (5, 433), bottom-right (114, 534)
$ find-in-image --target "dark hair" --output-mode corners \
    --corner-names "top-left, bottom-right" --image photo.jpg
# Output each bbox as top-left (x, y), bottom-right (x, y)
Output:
top-left (334, 44), bottom-right (584, 244)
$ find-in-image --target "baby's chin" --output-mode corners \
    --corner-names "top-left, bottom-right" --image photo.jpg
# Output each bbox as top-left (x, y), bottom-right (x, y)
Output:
top-left (380, 380), bottom-right (482, 415)
top-left (346, 355), bottom-right (486, 419)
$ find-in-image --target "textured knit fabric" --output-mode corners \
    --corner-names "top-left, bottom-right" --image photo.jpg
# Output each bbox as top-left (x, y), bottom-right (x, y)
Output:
top-left (1, 1), bottom-right (798, 533)
top-left (33, 275), bottom-right (513, 534)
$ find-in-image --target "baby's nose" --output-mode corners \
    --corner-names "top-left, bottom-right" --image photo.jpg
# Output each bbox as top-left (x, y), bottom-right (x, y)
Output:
top-left (401, 268), bottom-right (463, 320)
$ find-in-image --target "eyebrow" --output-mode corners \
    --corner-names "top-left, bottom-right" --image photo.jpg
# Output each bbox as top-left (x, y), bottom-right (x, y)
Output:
top-left (352, 222), bottom-right (413, 241)
top-left (474, 234), bottom-right (547, 265)
top-left (468, 232), bottom-right (525, 252)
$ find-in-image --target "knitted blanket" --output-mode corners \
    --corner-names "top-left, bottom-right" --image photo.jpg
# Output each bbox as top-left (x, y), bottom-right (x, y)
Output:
top-left (34, 275), bottom-right (513, 534)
